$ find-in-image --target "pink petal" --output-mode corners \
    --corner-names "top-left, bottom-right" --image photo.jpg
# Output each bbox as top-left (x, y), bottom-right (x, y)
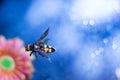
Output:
top-left (14, 70), bottom-right (26, 80)
top-left (7, 39), bottom-right (14, 49)
top-left (12, 77), bottom-right (19, 80)
top-left (0, 77), bottom-right (4, 80)
top-left (4, 76), bottom-right (9, 80)
top-left (9, 76), bottom-right (19, 80)
top-left (20, 52), bottom-right (31, 61)
top-left (7, 38), bottom-right (23, 51)
top-left (0, 36), bottom-right (7, 48)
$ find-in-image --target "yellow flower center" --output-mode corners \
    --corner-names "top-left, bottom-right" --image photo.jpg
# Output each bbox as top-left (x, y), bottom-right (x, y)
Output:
top-left (0, 56), bottom-right (15, 71)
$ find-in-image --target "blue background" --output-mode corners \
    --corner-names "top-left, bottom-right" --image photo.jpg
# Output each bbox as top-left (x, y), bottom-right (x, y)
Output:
top-left (0, 0), bottom-right (120, 80)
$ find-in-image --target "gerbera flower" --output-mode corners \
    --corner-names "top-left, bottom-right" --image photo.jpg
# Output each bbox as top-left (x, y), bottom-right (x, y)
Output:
top-left (0, 36), bottom-right (34, 80)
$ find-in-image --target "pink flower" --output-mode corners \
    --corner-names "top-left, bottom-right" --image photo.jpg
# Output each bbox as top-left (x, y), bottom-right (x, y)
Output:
top-left (0, 36), bottom-right (34, 80)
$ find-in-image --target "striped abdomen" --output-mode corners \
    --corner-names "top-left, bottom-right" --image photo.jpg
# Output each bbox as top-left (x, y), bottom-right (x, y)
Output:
top-left (43, 45), bottom-right (55, 53)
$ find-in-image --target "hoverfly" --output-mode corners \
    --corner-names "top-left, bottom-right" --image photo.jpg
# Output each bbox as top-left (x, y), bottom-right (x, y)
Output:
top-left (25, 28), bottom-right (55, 60)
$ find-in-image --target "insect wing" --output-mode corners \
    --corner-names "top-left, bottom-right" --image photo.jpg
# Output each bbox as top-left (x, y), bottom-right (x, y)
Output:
top-left (43, 39), bottom-right (50, 44)
top-left (35, 28), bottom-right (49, 45)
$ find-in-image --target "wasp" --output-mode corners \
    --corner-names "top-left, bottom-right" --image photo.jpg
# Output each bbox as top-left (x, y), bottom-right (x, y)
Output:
top-left (25, 28), bottom-right (55, 60)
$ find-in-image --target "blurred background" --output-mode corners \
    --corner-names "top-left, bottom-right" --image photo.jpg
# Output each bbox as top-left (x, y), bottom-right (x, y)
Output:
top-left (0, 0), bottom-right (120, 80)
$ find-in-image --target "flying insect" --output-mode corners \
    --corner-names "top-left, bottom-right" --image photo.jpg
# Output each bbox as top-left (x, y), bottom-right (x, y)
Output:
top-left (25, 28), bottom-right (55, 60)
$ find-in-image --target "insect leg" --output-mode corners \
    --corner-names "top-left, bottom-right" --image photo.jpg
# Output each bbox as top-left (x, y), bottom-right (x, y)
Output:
top-left (34, 52), bottom-right (38, 60)
top-left (30, 51), bottom-right (34, 56)
top-left (38, 52), bottom-right (48, 58)
top-left (38, 51), bottom-right (51, 62)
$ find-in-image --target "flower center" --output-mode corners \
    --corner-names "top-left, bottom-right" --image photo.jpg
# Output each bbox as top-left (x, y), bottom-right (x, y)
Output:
top-left (0, 56), bottom-right (15, 71)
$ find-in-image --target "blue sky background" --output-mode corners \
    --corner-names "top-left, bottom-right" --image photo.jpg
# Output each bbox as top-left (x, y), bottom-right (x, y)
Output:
top-left (0, 0), bottom-right (120, 80)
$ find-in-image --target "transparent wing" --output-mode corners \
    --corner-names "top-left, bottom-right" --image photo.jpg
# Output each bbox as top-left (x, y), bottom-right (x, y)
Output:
top-left (37, 49), bottom-right (49, 58)
top-left (35, 28), bottom-right (49, 45)
top-left (43, 39), bottom-right (50, 44)
top-left (38, 50), bottom-right (51, 62)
